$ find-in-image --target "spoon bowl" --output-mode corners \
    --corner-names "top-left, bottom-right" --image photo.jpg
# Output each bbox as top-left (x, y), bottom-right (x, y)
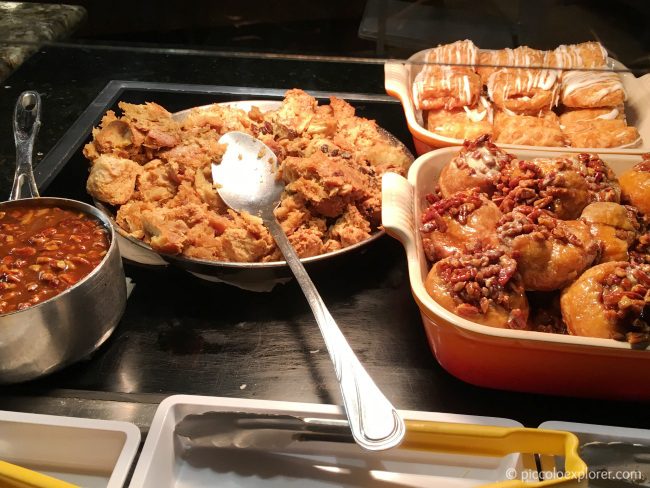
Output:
top-left (212, 131), bottom-right (283, 219)
top-left (212, 131), bottom-right (405, 451)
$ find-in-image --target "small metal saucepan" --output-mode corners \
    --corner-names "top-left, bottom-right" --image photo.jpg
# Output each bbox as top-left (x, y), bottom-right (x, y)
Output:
top-left (0, 91), bottom-right (127, 383)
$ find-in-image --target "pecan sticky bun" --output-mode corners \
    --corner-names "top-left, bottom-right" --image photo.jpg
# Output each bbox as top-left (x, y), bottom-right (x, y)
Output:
top-left (561, 262), bottom-right (650, 343)
top-left (425, 247), bottom-right (530, 329)
top-left (497, 206), bottom-right (598, 291)
top-left (620, 156), bottom-right (650, 216)
top-left (580, 202), bottom-right (643, 263)
top-left (575, 152), bottom-right (621, 203)
top-left (438, 135), bottom-right (513, 197)
top-left (493, 156), bottom-right (591, 219)
top-left (420, 189), bottom-right (502, 261)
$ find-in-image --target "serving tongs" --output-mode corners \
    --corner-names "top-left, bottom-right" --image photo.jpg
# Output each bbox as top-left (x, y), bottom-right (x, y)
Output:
top-left (176, 411), bottom-right (589, 487)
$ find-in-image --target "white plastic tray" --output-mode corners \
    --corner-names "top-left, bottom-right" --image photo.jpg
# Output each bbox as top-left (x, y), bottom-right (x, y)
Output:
top-left (0, 410), bottom-right (141, 487)
top-left (129, 395), bottom-right (523, 488)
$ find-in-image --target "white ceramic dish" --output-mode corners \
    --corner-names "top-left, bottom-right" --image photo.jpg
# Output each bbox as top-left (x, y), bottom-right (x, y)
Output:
top-left (385, 49), bottom-right (650, 155)
top-left (0, 410), bottom-right (141, 488)
top-left (129, 395), bottom-right (523, 488)
top-left (382, 147), bottom-right (650, 400)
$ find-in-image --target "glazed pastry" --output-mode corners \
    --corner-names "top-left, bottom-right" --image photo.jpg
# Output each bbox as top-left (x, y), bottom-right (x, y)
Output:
top-left (424, 247), bottom-right (529, 329)
top-left (560, 70), bottom-right (626, 108)
top-left (425, 97), bottom-right (493, 140)
top-left (561, 261), bottom-right (650, 343)
top-left (497, 206), bottom-right (598, 291)
top-left (423, 39), bottom-right (479, 66)
top-left (620, 157), bottom-right (650, 215)
top-left (478, 46), bottom-right (547, 85)
top-left (494, 156), bottom-right (590, 218)
top-left (560, 108), bottom-right (640, 149)
top-left (580, 202), bottom-right (643, 263)
top-left (559, 106), bottom-right (625, 125)
top-left (493, 110), bottom-right (565, 147)
top-left (552, 42), bottom-right (609, 70)
top-left (420, 189), bottom-right (502, 261)
top-left (438, 134), bottom-right (513, 197)
top-left (487, 68), bottom-right (559, 115)
top-left (412, 65), bottom-right (481, 110)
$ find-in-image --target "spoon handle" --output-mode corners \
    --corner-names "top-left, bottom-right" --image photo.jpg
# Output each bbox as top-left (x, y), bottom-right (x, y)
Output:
top-left (11, 91), bottom-right (41, 200)
top-left (265, 216), bottom-right (405, 451)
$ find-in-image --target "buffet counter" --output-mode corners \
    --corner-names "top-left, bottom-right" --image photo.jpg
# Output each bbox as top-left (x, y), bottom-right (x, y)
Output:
top-left (0, 43), bottom-right (648, 438)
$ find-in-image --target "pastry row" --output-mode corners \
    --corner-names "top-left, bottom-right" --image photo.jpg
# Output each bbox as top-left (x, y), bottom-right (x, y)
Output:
top-left (420, 135), bottom-right (650, 343)
top-left (412, 40), bottom-right (640, 148)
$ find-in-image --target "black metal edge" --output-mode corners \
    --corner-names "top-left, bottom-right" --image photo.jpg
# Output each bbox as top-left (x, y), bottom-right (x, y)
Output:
top-left (35, 80), bottom-right (399, 192)
top-left (35, 80), bottom-right (126, 191)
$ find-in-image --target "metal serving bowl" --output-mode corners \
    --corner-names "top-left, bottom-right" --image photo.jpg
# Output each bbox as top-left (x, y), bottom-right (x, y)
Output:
top-left (0, 198), bottom-right (126, 384)
top-left (93, 100), bottom-right (413, 291)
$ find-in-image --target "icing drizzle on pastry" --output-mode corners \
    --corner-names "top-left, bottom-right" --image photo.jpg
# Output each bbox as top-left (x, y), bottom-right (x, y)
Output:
top-left (561, 70), bottom-right (626, 101)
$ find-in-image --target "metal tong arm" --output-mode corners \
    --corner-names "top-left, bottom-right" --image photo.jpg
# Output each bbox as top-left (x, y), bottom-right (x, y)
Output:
top-left (11, 91), bottom-right (41, 200)
top-left (263, 212), bottom-right (405, 451)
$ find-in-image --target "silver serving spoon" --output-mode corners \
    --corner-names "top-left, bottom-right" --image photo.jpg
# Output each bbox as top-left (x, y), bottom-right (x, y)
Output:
top-left (212, 131), bottom-right (405, 451)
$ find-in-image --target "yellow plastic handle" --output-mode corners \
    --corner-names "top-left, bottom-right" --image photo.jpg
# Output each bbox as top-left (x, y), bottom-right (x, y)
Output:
top-left (0, 460), bottom-right (79, 488)
top-left (403, 420), bottom-right (588, 487)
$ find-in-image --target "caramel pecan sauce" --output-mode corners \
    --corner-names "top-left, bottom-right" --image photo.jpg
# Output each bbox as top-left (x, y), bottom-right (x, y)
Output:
top-left (497, 205), bottom-right (585, 247)
top-left (623, 208), bottom-right (650, 265)
top-left (600, 264), bottom-right (650, 343)
top-left (578, 152), bottom-right (621, 202)
top-left (436, 247), bottom-right (527, 330)
top-left (421, 190), bottom-right (485, 233)
top-left (492, 153), bottom-right (618, 215)
top-left (420, 136), bottom-right (649, 341)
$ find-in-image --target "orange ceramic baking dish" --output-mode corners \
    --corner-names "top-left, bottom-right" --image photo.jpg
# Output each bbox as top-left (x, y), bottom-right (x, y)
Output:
top-left (382, 147), bottom-right (650, 400)
top-left (384, 51), bottom-right (650, 156)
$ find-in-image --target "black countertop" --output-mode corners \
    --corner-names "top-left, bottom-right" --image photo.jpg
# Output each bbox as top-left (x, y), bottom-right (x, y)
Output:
top-left (0, 44), bottom-right (649, 432)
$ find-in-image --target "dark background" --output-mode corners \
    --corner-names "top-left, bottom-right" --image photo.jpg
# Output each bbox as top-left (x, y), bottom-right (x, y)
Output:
top-left (11, 0), bottom-right (650, 69)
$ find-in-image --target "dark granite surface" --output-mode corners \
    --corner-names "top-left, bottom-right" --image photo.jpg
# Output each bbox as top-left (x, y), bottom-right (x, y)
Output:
top-left (0, 45), bottom-right (649, 431)
top-left (0, 2), bottom-right (85, 80)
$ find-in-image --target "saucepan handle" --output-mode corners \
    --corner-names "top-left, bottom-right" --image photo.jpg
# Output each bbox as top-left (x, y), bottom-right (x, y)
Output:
top-left (11, 90), bottom-right (41, 200)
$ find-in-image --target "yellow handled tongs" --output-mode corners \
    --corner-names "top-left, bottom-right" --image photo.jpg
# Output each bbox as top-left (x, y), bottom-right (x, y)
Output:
top-left (175, 411), bottom-right (588, 487)
top-left (403, 419), bottom-right (588, 487)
